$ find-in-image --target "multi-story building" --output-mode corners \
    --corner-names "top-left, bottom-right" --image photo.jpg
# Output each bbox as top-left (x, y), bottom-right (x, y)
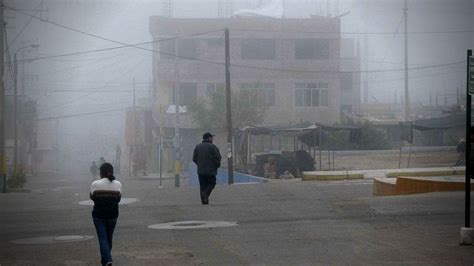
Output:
top-left (148, 16), bottom-right (361, 172)
top-left (150, 16), bottom-right (360, 126)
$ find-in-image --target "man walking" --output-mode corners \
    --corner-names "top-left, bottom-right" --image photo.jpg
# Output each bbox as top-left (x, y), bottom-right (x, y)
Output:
top-left (193, 132), bottom-right (222, 205)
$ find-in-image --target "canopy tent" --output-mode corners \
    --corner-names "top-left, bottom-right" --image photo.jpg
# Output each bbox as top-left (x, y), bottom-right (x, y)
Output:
top-left (400, 113), bottom-right (465, 131)
top-left (239, 124), bottom-right (362, 171)
top-left (400, 113), bottom-right (465, 143)
top-left (398, 113), bottom-right (465, 168)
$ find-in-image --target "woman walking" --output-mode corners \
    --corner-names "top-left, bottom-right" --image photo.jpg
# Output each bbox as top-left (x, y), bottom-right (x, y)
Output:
top-left (90, 163), bottom-right (122, 266)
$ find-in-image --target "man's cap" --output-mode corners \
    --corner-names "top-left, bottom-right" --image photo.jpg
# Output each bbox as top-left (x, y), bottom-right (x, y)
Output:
top-left (203, 132), bottom-right (215, 139)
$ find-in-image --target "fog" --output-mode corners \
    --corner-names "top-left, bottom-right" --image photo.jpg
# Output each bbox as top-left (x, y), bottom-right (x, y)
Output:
top-left (2, 0), bottom-right (473, 176)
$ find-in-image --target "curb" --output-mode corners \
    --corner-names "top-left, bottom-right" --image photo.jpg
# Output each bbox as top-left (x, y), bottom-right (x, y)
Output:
top-left (302, 173), bottom-right (364, 181)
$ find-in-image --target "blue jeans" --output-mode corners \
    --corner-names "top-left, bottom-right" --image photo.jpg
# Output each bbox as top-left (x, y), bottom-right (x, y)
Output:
top-left (93, 218), bottom-right (117, 265)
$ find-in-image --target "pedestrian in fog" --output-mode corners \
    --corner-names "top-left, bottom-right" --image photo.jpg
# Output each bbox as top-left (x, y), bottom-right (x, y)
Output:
top-left (192, 132), bottom-right (222, 205)
top-left (115, 145), bottom-right (122, 174)
top-left (455, 138), bottom-right (466, 166)
top-left (90, 161), bottom-right (99, 180)
top-left (99, 157), bottom-right (106, 165)
top-left (90, 163), bottom-right (122, 266)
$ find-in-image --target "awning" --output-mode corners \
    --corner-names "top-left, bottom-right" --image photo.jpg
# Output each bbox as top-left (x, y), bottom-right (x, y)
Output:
top-left (240, 124), bottom-right (318, 137)
top-left (400, 113), bottom-right (465, 131)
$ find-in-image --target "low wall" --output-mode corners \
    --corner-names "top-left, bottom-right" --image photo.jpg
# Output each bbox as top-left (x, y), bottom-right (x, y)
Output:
top-left (374, 176), bottom-right (474, 196)
top-left (188, 163), bottom-right (267, 186)
top-left (321, 146), bottom-right (456, 156)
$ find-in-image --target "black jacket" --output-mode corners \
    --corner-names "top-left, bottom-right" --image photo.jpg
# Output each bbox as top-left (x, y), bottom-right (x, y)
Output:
top-left (193, 140), bottom-right (222, 176)
top-left (90, 191), bottom-right (121, 219)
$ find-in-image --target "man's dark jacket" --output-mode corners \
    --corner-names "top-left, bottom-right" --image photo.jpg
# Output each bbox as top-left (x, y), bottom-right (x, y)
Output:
top-left (193, 140), bottom-right (222, 176)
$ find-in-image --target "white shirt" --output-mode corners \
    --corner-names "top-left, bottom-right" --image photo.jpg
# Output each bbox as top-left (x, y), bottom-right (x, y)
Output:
top-left (90, 178), bottom-right (122, 194)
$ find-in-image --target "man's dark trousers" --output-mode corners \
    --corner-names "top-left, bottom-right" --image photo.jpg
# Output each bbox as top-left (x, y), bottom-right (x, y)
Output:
top-left (198, 174), bottom-right (216, 204)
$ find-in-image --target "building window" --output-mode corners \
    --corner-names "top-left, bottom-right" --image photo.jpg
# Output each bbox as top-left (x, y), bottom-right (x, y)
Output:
top-left (159, 39), bottom-right (175, 60)
top-left (240, 82), bottom-right (275, 106)
top-left (178, 39), bottom-right (196, 58)
top-left (159, 39), bottom-right (196, 59)
top-left (241, 39), bottom-right (275, 60)
top-left (295, 39), bottom-right (330, 59)
top-left (295, 82), bottom-right (329, 107)
top-left (206, 83), bottom-right (224, 96)
top-left (341, 73), bottom-right (353, 91)
top-left (176, 82), bottom-right (197, 106)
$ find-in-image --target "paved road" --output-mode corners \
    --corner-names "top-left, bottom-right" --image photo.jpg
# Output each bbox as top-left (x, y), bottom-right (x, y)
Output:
top-left (0, 174), bottom-right (473, 265)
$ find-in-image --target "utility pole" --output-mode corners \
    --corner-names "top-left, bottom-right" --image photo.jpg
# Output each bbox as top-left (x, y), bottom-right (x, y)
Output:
top-left (0, 0), bottom-right (5, 192)
top-left (225, 28), bottom-right (234, 184)
top-left (19, 49), bottom-right (26, 168)
top-left (457, 86), bottom-right (460, 106)
top-left (461, 49), bottom-right (473, 245)
top-left (362, 0), bottom-right (369, 105)
top-left (403, 0), bottom-right (410, 121)
top-left (13, 53), bottom-right (18, 172)
top-left (162, 0), bottom-right (173, 18)
top-left (133, 78), bottom-right (137, 177)
top-left (12, 44), bottom-right (38, 174)
top-left (55, 118), bottom-right (59, 173)
top-left (174, 38), bottom-right (180, 187)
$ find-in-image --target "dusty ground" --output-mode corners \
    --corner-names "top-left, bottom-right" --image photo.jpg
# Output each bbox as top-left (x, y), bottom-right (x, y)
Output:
top-left (317, 150), bottom-right (459, 170)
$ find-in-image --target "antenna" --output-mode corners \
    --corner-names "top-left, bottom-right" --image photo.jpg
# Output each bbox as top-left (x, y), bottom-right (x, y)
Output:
top-left (162, 0), bottom-right (173, 18)
top-left (217, 0), bottom-right (234, 18)
top-left (218, 0), bottom-right (234, 18)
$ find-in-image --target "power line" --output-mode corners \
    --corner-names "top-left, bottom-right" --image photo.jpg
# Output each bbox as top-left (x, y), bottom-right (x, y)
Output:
top-left (48, 89), bottom-right (149, 93)
top-left (35, 52), bottom-right (127, 77)
top-left (2, 24), bottom-right (15, 81)
top-left (232, 28), bottom-right (473, 35)
top-left (37, 55), bottom-right (148, 113)
top-left (3, 3), bottom-right (224, 64)
top-left (9, 32), bottom-right (224, 65)
top-left (231, 60), bottom-right (464, 75)
top-left (375, 16), bottom-right (404, 72)
top-left (5, 3), bottom-right (469, 90)
top-left (37, 106), bottom-right (128, 121)
top-left (8, 1), bottom-right (42, 47)
top-left (4, 4), bottom-right (466, 76)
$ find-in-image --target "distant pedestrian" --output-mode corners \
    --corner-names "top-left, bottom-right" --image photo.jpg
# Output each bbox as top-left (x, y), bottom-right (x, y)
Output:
top-left (455, 138), bottom-right (466, 166)
top-left (99, 157), bottom-right (106, 166)
top-left (115, 145), bottom-right (122, 174)
top-left (90, 161), bottom-right (99, 180)
top-left (90, 163), bottom-right (122, 266)
top-left (193, 132), bottom-right (222, 205)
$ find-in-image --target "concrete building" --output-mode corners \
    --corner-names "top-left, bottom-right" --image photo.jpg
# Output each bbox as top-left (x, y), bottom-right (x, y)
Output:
top-left (148, 16), bottom-right (361, 173)
top-left (150, 16), bottom-right (360, 127)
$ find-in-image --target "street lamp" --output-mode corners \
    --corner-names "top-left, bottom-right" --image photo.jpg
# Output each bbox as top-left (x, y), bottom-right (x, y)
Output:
top-left (13, 44), bottom-right (39, 173)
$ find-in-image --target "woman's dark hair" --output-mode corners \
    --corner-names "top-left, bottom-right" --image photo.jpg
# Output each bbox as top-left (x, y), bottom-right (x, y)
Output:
top-left (99, 163), bottom-right (115, 181)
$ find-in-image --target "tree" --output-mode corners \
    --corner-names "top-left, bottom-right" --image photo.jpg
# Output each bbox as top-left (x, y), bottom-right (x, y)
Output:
top-left (321, 121), bottom-right (390, 150)
top-left (188, 90), bottom-right (267, 130)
